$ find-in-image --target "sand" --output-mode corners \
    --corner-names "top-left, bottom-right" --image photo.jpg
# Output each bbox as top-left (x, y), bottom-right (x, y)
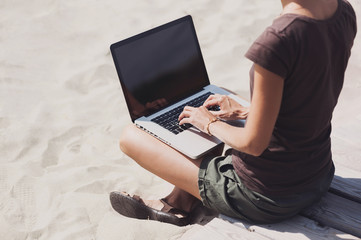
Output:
top-left (1, 0), bottom-right (360, 239)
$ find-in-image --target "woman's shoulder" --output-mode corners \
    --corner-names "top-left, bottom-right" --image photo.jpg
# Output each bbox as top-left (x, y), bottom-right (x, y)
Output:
top-left (267, 0), bottom-right (357, 46)
top-left (271, 0), bottom-right (356, 33)
top-left (271, 15), bottom-right (301, 33)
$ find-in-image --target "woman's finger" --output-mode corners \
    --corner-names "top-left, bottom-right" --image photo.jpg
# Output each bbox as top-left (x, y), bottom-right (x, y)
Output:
top-left (204, 94), bottom-right (224, 108)
top-left (183, 106), bottom-right (195, 111)
top-left (178, 111), bottom-right (188, 121)
top-left (203, 94), bottom-right (220, 105)
top-left (208, 110), bottom-right (223, 116)
top-left (179, 117), bottom-right (190, 126)
top-left (178, 106), bottom-right (193, 120)
top-left (179, 109), bottom-right (193, 125)
top-left (203, 99), bottom-right (219, 108)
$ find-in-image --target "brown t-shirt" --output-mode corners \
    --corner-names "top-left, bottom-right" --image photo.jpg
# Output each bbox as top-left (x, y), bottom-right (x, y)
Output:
top-left (233, 0), bottom-right (357, 196)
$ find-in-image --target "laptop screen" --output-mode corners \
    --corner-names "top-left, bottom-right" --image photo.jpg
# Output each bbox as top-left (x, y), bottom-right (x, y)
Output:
top-left (111, 16), bottom-right (210, 121)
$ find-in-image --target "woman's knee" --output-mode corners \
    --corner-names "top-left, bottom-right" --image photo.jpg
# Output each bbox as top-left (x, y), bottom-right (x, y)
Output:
top-left (119, 124), bottom-right (138, 155)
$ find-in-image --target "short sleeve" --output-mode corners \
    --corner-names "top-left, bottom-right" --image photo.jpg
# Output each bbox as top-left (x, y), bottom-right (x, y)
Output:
top-left (245, 27), bottom-right (291, 79)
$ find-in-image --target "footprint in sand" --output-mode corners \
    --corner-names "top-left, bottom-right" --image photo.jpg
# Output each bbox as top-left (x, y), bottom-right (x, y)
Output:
top-left (5, 176), bottom-right (37, 231)
top-left (65, 64), bottom-right (114, 95)
top-left (41, 126), bottom-right (85, 168)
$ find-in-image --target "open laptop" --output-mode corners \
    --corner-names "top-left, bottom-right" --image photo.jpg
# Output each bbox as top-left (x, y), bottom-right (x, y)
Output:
top-left (110, 15), bottom-right (248, 159)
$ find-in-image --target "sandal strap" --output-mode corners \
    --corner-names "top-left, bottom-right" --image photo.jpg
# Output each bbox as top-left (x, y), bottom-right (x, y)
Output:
top-left (160, 198), bottom-right (189, 216)
top-left (132, 194), bottom-right (146, 205)
top-left (124, 193), bottom-right (189, 217)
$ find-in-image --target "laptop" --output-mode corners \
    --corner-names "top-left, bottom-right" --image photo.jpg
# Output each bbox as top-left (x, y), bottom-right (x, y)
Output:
top-left (110, 15), bottom-right (248, 159)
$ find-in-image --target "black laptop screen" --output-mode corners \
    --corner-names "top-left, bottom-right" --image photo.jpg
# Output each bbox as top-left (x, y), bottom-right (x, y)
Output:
top-left (111, 16), bottom-right (210, 121)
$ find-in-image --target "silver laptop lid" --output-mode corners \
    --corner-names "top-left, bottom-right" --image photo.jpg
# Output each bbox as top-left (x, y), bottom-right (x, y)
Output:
top-left (110, 15), bottom-right (210, 122)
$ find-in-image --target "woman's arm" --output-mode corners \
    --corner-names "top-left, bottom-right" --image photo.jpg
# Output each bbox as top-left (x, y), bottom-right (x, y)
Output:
top-left (179, 64), bottom-right (284, 156)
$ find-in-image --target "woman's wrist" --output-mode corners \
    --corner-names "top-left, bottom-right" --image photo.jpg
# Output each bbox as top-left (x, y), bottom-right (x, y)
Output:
top-left (206, 118), bottom-right (218, 136)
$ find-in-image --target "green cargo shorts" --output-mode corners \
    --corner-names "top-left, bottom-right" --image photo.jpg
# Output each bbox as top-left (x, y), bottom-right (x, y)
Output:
top-left (198, 154), bottom-right (334, 224)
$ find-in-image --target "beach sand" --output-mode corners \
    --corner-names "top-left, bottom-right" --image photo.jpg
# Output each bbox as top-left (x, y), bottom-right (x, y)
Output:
top-left (1, 0), bottom-right (360, 239)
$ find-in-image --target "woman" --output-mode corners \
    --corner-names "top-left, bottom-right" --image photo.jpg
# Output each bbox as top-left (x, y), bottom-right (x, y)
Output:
top-left (110, 0), bottom-right (357, 225)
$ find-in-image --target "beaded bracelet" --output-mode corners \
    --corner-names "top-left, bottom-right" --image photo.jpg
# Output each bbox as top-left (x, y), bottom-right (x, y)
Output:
top-left (206, 118), bottom-right (218, 136)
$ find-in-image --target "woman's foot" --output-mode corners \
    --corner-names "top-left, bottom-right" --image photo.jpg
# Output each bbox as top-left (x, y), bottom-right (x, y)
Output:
top-left (109, 191), bottom-right (191, 226)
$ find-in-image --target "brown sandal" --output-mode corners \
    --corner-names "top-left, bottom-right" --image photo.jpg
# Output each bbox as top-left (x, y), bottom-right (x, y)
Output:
top-left (109, 191), bottom-right (191, 226)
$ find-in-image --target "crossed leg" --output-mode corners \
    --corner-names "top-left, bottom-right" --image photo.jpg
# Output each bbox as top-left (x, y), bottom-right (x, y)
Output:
top-left (118, 124), bottom-right (224, 212)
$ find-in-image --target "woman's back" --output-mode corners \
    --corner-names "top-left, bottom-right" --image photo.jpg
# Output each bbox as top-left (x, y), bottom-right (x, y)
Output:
top-left (233, 0), bottom-right (357, 196)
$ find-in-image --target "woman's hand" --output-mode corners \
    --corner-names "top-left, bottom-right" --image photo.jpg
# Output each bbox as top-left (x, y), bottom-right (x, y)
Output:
top-left (178, 106), bottom-right (216, 134)
top-left (203, 94), bottom-right (249, 120)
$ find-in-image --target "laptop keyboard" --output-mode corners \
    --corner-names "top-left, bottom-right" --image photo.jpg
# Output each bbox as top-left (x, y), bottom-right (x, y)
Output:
top-left (151, 92), bottom-right (218, 135)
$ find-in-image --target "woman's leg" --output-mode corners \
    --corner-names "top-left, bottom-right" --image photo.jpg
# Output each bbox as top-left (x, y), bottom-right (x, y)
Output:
top-left (119, 124), bottom-right (223, 211)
